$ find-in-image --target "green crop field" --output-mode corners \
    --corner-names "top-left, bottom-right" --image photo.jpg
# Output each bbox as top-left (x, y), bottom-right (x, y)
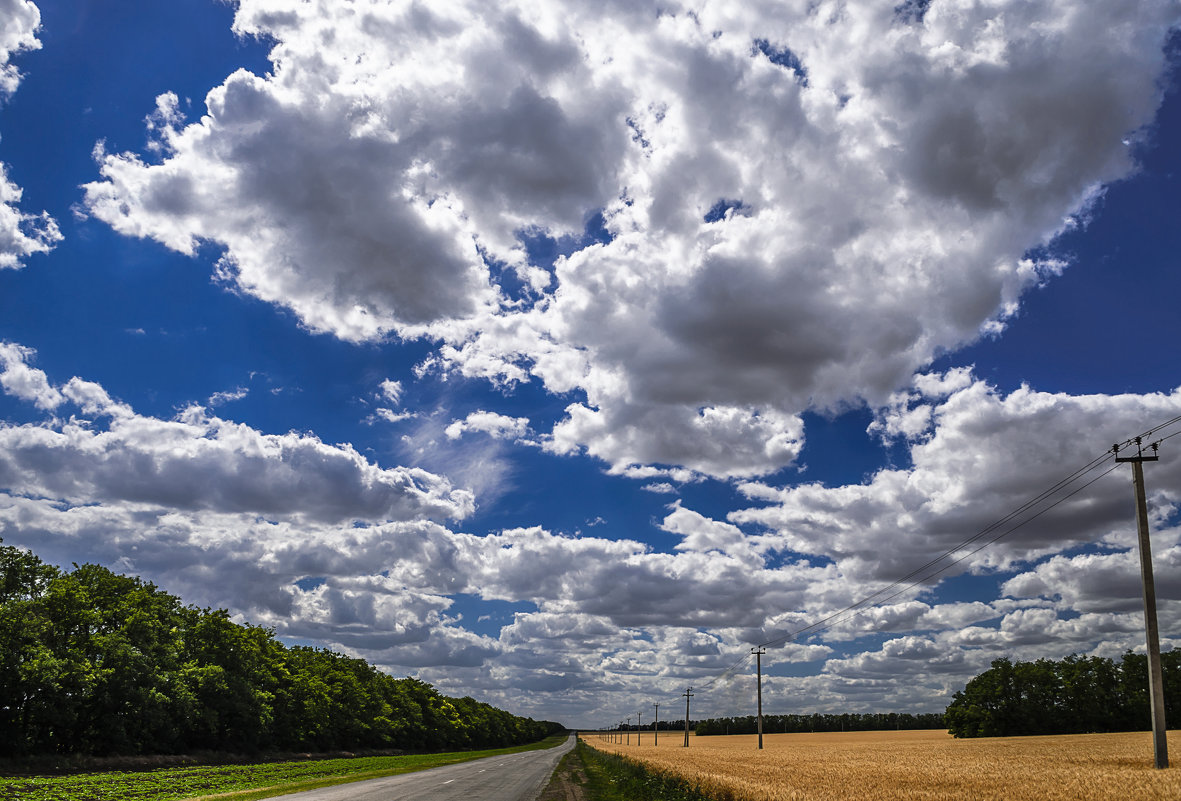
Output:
top-left (0, 735), bottom-right (568, 801)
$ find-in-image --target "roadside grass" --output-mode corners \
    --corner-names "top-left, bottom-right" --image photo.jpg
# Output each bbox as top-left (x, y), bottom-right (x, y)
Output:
top-left (0, 735), bottom-right (568, 801)
top-left (574, 740), bottom-right (719, 801)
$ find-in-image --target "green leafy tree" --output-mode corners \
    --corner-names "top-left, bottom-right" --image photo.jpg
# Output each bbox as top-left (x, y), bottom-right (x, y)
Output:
top-left (946, 651), bottom-right (1181, 737)
top-left (0, 540), bottom-right (562, 757)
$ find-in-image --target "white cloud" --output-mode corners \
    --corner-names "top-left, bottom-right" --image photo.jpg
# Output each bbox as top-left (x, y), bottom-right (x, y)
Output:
top-left (84, 0), bottom-right (631, 342)
top-left (1002, 525), bottom-right (1181, 614)
top-left (0, 2), bottom-right (61, 269)
top-left (0, 343), bottom-right (473, 524)
top-left (379, 379), bottom-right (403, 406)
top-left (208, 386), bottom-right (248, 406)
top-left (372, 407), bottom-right (415, 424)
top-left (3, 411), bottom-right (1176, 719)
top-left (80, 1), bottom-right (1181, 478)
top-left (659, 502), bottom-right (761, 566)
top-left (444, 410), bottom-right (531, 441)
top-left (25, 0), bottom-right (1181, 721)
top-left (0, 0), bottom-right (40, 99)
top-left (734, 375), bottom-right (1181, 583)
top-left (0, 341), bottom-right (63, 409)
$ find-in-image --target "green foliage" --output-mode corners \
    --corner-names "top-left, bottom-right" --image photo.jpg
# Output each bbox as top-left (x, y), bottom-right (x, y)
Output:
top-left (0, 540), bottom-right (564, 758)
top-left (576, 741), bottom-right (722, 801)
top-left (694, 711), bottom-right (945, 736)
top-left (944, 652), bottom-right (1181, 737)
top-left (0, 737), bottom-right (569, 801)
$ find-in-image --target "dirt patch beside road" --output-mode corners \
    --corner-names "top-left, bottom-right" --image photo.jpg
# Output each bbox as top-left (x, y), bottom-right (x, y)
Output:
top-left (535, 747), bottom-right (587, 801)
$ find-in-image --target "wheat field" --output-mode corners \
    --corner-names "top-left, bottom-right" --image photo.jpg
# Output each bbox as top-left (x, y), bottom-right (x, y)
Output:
top-left (581, 729), bottom-right (1181, 800)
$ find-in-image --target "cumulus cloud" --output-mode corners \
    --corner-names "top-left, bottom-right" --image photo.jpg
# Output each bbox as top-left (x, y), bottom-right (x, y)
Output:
top-left (0, 1), bottom-right (61, 269)
top-left (659, 502), bottom-right (762, 566)
top-left (734, 374), bottom-right (1181, 582)
top-left (0, 342), bottom-right (63, 409)
top-left (84, 1), bottom-right (630, 341)
top-left (4, 374), bottom-right (1178, 716)
top-left (34, 0), bottom-right (1181, 720)
top-left (80, 1), bottom-right (1181, 478)
top-left (444, 410), bottom-right (531, 441)
top-left (0, 343), bottom-right (473, 524)
top-left (0, 0), bottom-right (42, 98)
top-left (1002, 524), bottom-right (1181, 614)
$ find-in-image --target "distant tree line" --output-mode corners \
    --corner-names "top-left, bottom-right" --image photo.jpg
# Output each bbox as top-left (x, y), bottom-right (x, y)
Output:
top-left (695, 712), bottom-right (945, 736)
top-left (0, 541), bottom-right (563, 757)
top-left (945, 653), bottom-right (1181, 738)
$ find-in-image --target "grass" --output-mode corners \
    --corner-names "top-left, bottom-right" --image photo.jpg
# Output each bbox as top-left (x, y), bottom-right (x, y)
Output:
top-left (0, 735), bottom-right (568, 801)
top-left (573, 740), bottom-right (717, 801)
top-left (581, 729), bottom-right (1181, 801)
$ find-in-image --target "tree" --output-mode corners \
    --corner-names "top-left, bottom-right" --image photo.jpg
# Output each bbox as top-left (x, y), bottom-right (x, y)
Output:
top-left (946, 652), bottom-right (1181, 737)
top-left (0, 540), bottom-right (563, 757)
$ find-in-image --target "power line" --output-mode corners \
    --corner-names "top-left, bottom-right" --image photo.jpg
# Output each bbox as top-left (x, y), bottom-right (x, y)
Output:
top-left (604, 413), bottom-right (1181, 730)
top-left (756, 449), bottom-right (1120, 650)
top-left (761, 461), bottom-right (1123, 648)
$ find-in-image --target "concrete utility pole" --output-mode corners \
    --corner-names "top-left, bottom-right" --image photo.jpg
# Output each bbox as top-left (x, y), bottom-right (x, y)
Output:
top-left (1114, 437), bottom-right (1168, 770)
top-left (626, 716), bottom-right (631, 746)
top-left (637, 710), bottom-right (643, 745)
top-left (653, 702), bottom-right (660, 746)
top-left (682, 687), bottom-right (693, 747)
top-left (752, 647), bottom-right (766, 750)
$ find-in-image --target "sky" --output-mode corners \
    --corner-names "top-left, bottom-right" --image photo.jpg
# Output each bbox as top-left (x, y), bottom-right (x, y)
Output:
top-left (1, 0), bottom-right (1180, 730)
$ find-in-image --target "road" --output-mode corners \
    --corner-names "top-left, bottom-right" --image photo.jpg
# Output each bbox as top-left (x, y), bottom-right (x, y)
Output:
top-left (269, 735), bottom-right (576, 801)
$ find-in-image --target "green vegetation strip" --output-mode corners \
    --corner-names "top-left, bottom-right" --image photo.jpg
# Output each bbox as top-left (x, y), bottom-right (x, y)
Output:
top-left (0, 735), bottom-right (567, 801)
top-left (576, 741), bottom-right (719, 801)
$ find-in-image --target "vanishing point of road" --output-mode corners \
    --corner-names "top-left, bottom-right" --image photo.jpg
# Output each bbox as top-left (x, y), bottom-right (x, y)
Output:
top-left (270, 734), bottom-right (576, 801)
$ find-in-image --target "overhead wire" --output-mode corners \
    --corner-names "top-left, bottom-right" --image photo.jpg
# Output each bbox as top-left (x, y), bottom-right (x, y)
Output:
top-left (757, 448), bottom-right (1123, 649)
top-left (607, 414), bottom-right (1181, 726)
top-left (756, 449), bottom-right (1120, 650)
top-left (763, 459), bottom-right (1124, 648)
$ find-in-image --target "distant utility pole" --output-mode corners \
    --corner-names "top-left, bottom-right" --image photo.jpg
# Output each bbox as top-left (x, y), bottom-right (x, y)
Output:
top-left (752, 647), bottom-right (766, 750)
top-left (637, 710), bottom-right (643, 745)
top-left (682, 687), bottom-right (693, 747)
top-left (1114, 437), bottom-right (1168, 770)
top-left (626, 716), bottom-right (631, 746)
top-left (653, 702), bottom-right (660, 746)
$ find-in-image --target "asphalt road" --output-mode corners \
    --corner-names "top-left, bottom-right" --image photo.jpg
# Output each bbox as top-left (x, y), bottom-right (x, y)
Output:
top-left (269, 735), bottom-right (576, 801)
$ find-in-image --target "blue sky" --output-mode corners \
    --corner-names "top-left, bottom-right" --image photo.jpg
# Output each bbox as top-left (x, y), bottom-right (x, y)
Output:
top-left (2, 0), bottom-right (1180, 728)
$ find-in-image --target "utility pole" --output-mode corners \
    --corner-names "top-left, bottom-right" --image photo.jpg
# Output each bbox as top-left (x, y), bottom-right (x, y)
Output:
top-left (682, 687), bottom-right (693, 747)
top-left (653, 702), bottom-right (660, 746)
top-left (1114, 437), bottom-right (1168, 770)
top-left (637, 710), bottom-right (643, 745)
top-left (626, 716), bottom-right (631, 746)
top-left (752, 647), bottom-right (766, 750)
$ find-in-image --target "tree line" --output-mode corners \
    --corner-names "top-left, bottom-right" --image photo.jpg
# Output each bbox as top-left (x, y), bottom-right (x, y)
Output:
top-left (695, 711), bottom-right (945, 736)
top-left (945, 652), bottom-right (1181, 737)
top-left (0, 541), bottom-right (563, 757)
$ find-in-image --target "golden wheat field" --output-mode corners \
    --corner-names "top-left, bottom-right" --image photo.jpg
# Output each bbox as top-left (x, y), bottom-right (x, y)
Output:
top-left (581, 729), bottom-right (1181, 800)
